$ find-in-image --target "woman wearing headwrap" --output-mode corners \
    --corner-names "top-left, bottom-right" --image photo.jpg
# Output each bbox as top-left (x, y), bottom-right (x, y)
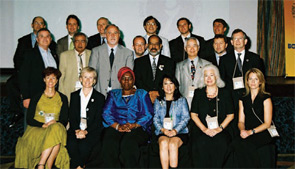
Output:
top-left (101, 67), bottom-right (153, 168)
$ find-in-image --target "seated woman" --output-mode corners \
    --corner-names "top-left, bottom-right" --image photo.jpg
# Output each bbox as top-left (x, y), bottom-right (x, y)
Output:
top-left (190, 64), bottom-right (234, 168)
top-left (231, 68), bottom-right (274, 168)
top-left (67, 67), bottom-right (105, 169)
top-left (153, 75), bottom-right (190, 169)
top-left (15, 67), bottom-right (69, 169)
top-left (102, 67), bottom-right (153, 168)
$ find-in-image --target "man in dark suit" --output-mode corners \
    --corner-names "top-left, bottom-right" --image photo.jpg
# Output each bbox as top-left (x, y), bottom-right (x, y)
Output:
top-left (169, 17), bottom-right (206, 63)
top-left (56, 14), bottom-right (80, 57)
top-left (86, 17), bottom-right (124, 50)
top-left (205, 34), bottom-right (228, 67)
top-left (7, 16), bottom-right (56, 127)
top-left (219, 29), bottom-right (264, 136)
top-left (19, 28), bottom-right (58, 110)
top-left (204, 18), bottom-right (233, 59)
top-left (134, 35), bottom-right (175, 103)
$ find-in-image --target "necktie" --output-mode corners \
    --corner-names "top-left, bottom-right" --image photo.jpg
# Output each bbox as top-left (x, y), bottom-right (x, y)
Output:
top-left (237, 53), bottom-right (242, 72)
top-left (78, 54), bottom-right (83, 74)
top-left (191, 60), bottom-right (196, 80)
top-left (102, 37), bottom-right (105, 44)
top-left (110, 48), bottom-right (114, 68)
top-left (152, 57), bottom-right (157, 80)
top-left (69, 38), bottom-right (74, 50)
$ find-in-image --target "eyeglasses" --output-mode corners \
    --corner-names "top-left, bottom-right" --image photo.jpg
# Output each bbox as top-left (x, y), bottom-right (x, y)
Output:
top-left (146, 22), bottom-right (156, 26)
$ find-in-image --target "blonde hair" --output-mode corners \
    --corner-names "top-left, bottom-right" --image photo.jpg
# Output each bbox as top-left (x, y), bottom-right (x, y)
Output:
top-left (197, 64), bottom-right (225, 88)
top-left (244, 68), bottom-right (270, 96)
top-left (79, 67), bottom-right (97, 85)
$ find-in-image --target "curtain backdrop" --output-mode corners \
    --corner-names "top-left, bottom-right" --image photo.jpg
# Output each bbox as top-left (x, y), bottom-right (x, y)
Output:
top-left (257, 0), bottom-right (285, 76)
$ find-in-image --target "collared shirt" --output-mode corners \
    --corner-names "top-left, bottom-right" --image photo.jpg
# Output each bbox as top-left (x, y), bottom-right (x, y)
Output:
top-left (181, 33), bottom-right (191, 43)
top-left (101, 36), bottom-right (106, 44)
top-left (31, 33), bottom-right (37, 48)
top-left (107, 44), bottom-right (118, 56)
top-left (149, 54), bottom-right (159, 66)
top-left (234, 50), bottom-right (245, 65)
top-left (68, 35), bottom-right (73, 50)
top-left (79, 88), bottom-right (93, 119)
top-left (75, 50), bottom-right (86, 76)
top-left (215, 51), bottom-right (227, 65)
top-left (38, 46), bottom-right (57, 68)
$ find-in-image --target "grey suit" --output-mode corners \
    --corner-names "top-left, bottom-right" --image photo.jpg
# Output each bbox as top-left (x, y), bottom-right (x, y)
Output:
top-left (175, 57), bottom-right (211, 108)
top-left (57, 35), bottom-right (69, 57)
top-left (89, 44), bottom-right (134, 96)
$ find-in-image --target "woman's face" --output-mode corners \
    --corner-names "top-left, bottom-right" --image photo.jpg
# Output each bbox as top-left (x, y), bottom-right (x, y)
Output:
top-left (80, 71), bottom-right (96, 89)
top-left (120, 72), bottom-right (134, 90)
top-left (204, 69), bottom-right (217, 87)
top-left (44, 74), bottom-right (58, 88)
top-left (163, 78), bottom-right (175, 95)
top-left (247, 72), bottom-right (260, 90)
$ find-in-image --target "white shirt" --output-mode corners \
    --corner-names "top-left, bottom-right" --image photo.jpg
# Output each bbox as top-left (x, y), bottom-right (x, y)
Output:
top-left (79, 88), bottom-right (93, 119)
top-left (234, 50), bottom-right (245, 65)
top-left (107, 44), bottom-right (118, 56)
top-left (181, 33), bottom-right (191, 43)
top-left (149, 54), bottom-right (159, 66)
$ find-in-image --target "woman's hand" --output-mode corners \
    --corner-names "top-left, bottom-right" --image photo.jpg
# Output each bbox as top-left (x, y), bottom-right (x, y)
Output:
top-left (240, 129), bottom-right (252, 139)
top-left (162, 128), bottom-right (177, 137)
top-left (75, 129), bottom-right (88, 139)
top-left (203, 128), bottom-right (220, 137)
top-left (42, 120), bottom-right (56, 128)
top-left (118, 124), bottom-right (131, 132)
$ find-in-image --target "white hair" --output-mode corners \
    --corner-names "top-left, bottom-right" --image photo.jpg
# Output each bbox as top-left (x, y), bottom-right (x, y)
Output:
top-left (197, 64), bottom-right (225, 88)
top-left (184, 37), bottom-right (200, 48)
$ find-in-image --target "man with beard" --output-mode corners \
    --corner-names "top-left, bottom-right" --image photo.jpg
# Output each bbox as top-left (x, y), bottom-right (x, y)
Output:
top-left (134, 35), bottom-right (175, 103)
top-left (132, 35), bottom-right (147, 59)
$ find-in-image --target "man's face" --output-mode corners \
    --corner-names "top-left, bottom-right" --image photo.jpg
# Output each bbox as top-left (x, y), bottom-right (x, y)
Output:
top-left (177, 19), bottom-right (191, 35)
top-left (213, 38), bottom-right (228, 55)
top-left (31, 17), bottom-right (46, 34)
top-left (185, 39), bottom-right (199, 58)
top-left (133, 37), bottom-right (147, 57)
top-left (213, 22), bottom-right (226, 35)
top-left (74, 35), bottom-right (87, 54)
top-left (144, 19), bottom-right (158, 35)
top-left (231, 32), bottom-right (247, 51)
top-left (66, 18), bottom-right (79, 36)
top-left (97, 18), bottom-right (108, 35)
top-left (148, 36), bottom-right (162, 56)
top-left (106, 25), bottom-right (120, 47)
top-left (36, 30), bottom-right (52, 49)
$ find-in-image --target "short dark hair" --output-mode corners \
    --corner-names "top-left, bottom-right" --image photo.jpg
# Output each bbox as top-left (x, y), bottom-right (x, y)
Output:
top-left (158, 74), bottom-right (182, 101)
top-left (66, 14), bottom-right (80, 27)
top-left (148, 35), bottom-right (162, 45)
top-left (133, 35), bottom-right (146, 45)
top-left (97, 17), bottom-right (110, 25)
top-left (213, 18), bottom-right (228, 28)
top-left (213, 34), bottom-right (227, 43)
top-left (231, 28), bottom-right (247, 39)
top-left (32, 16), bottom-right (45, 24)
top-left (36, 28), bottom-right (51, 37)
top-left (42, 67), bottom-right (61, 79)
top-left (177, 17), bottom-right (191, 26)
top-left (143, 16), bottom-right (161, 30)
top-left (73, 32), bottom-right (88, 44)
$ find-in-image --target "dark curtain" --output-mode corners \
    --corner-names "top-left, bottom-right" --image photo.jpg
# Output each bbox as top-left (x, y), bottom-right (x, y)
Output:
top-left (257, 0), bottom-right (285, 76)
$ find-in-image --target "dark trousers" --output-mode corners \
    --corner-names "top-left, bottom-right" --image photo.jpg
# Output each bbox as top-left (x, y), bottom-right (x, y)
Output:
top-left (101, 127), bottom-right (149, 168)
top-left (6, 74), bottom-right (23, 115)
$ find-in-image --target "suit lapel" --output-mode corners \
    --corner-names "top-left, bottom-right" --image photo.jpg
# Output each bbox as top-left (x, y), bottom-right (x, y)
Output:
top-left (102, 44), bottom-right (111, 70)
top-left (183, 60), bottom-right (191, 80)
top-left (85, 50), bottom-right (91, 66)
top-left (242, 51), bottom-right (251, 73)
top-left (35, 46), bottom-right (46, 69)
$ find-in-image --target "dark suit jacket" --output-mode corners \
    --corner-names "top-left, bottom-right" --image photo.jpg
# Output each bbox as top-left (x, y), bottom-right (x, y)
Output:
top-left (203, 36), bottom-right (233, 60)
top-left (19, 46), bottom-right (58, 100)
top-left (169, 34), bottom-right (205, 63)
top-left (219, 50), bottom-right (264, 108)
top-left (134, 54), bottom-right (176, 92)
top-left (205, 53), bottom-right (227, 67)
top-left (86, 33), bottom-right (125, 50)
top-left (56, 35), bottom-right (68, 58)
top-left (27, 91), bottom-right (69, 127)
top-left (13, 33), bottom-right (57, 71)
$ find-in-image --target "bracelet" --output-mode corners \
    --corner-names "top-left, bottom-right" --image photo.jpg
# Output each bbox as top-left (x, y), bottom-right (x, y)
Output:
top-left (115, 124), bottom-right (119, 130)
top-left (252, 129), bottom-right (256, 134)
top-left (219, 124), bottom-right (224, 130)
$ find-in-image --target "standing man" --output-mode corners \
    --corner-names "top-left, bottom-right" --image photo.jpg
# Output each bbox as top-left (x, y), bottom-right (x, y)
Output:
top-left (169, 17), bottom-right (206, 63)
top-left (134, 35), bottom-right (175, 103)
top-left (89, 24), bottom-right (133, 96)
top-left (132, 35), bottom-right (147, 59)
top-left (219, 29), bottom-right (264, 136)
top-left (143, 16), bottom-right (171, 57)
top-left (19, 28), bottom-right (58, 128)
top-left (175, 37), bottom-right (211, 108)
top-left (56, 14), bottom-right (80, 57)
top-left (204, 18), bottom-right (233, 59)
top-left (87, 17), bottom-right (124, 50)
top-left (206, 34), bottom-right (228, 67)
top-left (59, 32), bottom-right (91, 101)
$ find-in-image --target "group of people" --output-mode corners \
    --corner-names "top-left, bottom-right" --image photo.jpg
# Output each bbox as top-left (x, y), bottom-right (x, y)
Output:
top-left (9, 14), bottom-right (276, 169)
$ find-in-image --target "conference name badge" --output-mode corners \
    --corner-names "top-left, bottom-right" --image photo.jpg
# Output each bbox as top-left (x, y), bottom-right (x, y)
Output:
top-left (205, 115), bottom-right (219, 129)
top-left (188, 86), bottom-right (196, 98)
top-left (45, 113), bottom-right (55, 123)
top-left (163, 118), bottom-right (173, 130)
top-left (232, 77), bottom-right (245, 90)
top-left (80, 118), bottom-right (87, 130)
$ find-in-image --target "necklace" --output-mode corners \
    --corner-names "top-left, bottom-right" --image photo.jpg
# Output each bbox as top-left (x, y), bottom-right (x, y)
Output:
top-left (44, 91), bottom-right (56, 99)
top-left (206, 87), bottom-right (218, 98)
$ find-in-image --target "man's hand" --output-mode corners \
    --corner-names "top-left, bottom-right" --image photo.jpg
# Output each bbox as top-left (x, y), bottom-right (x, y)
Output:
top-left (149, 91), bottom-right (159, 103)
top-left (23, 99), bottom-right (31, 108)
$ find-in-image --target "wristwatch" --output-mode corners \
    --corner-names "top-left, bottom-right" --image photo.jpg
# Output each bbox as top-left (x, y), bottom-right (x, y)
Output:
top-left (252, 129), bottom-right (256, 134)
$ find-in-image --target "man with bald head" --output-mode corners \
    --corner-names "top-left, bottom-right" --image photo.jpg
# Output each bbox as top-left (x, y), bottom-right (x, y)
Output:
top-left (87, 17), bottom-right (124, 50)
top-left (89, 24), bottom-right (133, 96)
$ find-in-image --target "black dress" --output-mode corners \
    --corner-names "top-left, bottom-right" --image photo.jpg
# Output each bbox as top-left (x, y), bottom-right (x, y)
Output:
top-left (190, 88), bottom-right (234, 168)
top-left (230, 93), bottom-right (273, 168)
